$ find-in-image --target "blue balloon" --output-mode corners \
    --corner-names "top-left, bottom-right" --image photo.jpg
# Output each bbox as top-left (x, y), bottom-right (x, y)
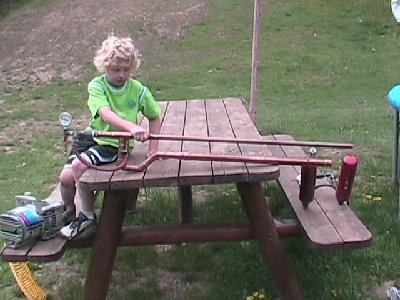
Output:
top-left (388, 84), bottom-right (400, 111)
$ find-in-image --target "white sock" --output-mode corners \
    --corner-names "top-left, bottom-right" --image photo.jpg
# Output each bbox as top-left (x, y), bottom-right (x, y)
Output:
top-left (82, 211), bottom-right (95, 220)
top-left (65, 205), bottom-right (75, 213)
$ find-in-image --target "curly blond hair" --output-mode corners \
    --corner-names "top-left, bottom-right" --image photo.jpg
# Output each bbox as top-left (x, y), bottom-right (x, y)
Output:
top-left (93, 36), bottom-right (141, 73)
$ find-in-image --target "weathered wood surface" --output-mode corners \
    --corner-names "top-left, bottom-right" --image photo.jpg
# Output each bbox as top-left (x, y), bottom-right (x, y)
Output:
top-left (1, 184), bottom-right (69, 262)
top-left (1, 100), bottom-right (374, 300)
top-left (1, 99), bottom-right (280, 263)
top-left (237, 181), bottom-right (304, 300)
top-left (266, 134), bottom-right (372, 250)
top-left (79, 98), bottom-right (279, 190)
top-left (1, 103), bottom-right (373, 267)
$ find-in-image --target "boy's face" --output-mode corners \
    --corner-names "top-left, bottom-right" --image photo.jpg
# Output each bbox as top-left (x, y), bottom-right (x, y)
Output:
top-left (106, 58), bottom-right (133, 87)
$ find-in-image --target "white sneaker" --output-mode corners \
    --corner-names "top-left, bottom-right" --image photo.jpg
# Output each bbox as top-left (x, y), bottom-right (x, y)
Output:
top-left (59, 212), bottom-right (96, 240)
top-left (62, 206), bottom-right (76, 225)
top-left (388, 286), bottom-right (400, 300)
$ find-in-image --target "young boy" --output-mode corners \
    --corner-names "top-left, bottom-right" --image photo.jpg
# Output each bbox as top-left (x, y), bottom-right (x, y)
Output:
top-left (59, 36), bottom-right (162, 239)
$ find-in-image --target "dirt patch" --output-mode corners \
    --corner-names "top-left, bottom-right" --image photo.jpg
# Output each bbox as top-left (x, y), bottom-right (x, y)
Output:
top-left (112, 266), bottom-right (205, 299)
top-left (0, 120), bottom-right (55, 153)
top-left (36, 259), bottom-right (207, 299)
top-left (0, 111), bottom-right (90, 154)
top-left (374, 280), bottom-right (397, 299)
top-left (0, 0), bottom-right (206, 89)
top-left (0, 0), bottom-right (207, 151)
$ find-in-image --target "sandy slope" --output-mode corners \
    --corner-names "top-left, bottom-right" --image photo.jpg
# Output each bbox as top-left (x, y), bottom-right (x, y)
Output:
top-left (0, 0), bottom-right (205, 88)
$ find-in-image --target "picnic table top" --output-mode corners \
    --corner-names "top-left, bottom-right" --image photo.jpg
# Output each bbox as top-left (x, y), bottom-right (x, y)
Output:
top-left (80, 98), bottom-right (280, 191)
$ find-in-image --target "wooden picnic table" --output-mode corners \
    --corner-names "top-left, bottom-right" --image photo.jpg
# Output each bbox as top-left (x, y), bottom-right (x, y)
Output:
top-left (1, 97), bottom-right (372, 299)
top-left (77, 98), bottom-right (304, 300)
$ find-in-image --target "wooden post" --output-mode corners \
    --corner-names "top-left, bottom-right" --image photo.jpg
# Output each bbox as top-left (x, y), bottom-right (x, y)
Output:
top-left (178, 185), bottom-right (193, 223)
top-left (83, 190), bottom-right (128, 300)
top-left (126, 188), bottom-right (140, 212)
top-left (249, 0), bottom-right (262, 125)
top-left (236, 182), bottom-right (303, 300)
top-left (299, 165), bottom-right (317, 208)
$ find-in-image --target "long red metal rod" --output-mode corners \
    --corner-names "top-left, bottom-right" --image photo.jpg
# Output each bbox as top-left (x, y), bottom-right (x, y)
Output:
top-left (155, 152), bottom-right (332, 166)
top-left (71, 130), bottom-right (335, 172)
top-left (71, 130), bottom-right (353, 149)
top-left (76, 150), bottom-right (332, 173)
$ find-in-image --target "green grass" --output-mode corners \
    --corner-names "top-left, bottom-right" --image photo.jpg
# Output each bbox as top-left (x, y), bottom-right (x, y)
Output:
top-left (1, 0), bottom-right (400, 299)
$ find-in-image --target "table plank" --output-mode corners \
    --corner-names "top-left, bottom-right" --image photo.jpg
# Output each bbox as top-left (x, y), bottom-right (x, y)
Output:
top-left (314, 185), bottom-right (372, 247)
top-left (80, 162), bottom-right (114, 191)
top-left (81, 98), bottom-right (280, 188)
top-left (179, 99), bottom-right (213, 185)
top-left (108, 113), bottom-right (148, 190)
top-left (144, 101), bottom-right (185, 187)
top-left (267, 135), bottom-right (344, 247)
top-left (110, 102), bottom-right (168, 189)
top-left (205, 99), bottom-right (248, 183)
top-left (224, 98), bottom-right (279, 181)
top-left (268, 135), bottom-right (372, 249)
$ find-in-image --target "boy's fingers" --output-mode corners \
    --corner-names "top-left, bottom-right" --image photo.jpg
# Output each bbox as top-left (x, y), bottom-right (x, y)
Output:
top-left (135, 132), bottom-right (149, 141)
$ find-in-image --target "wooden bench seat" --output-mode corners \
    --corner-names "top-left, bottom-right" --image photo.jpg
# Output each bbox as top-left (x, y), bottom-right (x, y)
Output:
top-left (1, 185), bottom-right (70, 262)
top-left (266, 134), bottom-right (372, 250)
top-left (1, 236), bottom-right (68, 262)
top-left (1, 133), bottom-right (373, 262)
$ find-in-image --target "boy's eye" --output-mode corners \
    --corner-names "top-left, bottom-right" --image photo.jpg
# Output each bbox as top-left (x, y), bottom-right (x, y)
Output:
top-left (111, 68), bottom-right (130, 73)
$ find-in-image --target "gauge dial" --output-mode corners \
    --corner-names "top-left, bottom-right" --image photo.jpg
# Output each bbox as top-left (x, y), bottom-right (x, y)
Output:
top-left (59, 112), bottom-right (73, 127)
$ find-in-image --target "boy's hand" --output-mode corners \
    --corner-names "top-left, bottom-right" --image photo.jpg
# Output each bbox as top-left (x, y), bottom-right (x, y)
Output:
top-left (129, 125), bottom-right (149, 141)
top-left (98, 107), bottom-right (151, 141)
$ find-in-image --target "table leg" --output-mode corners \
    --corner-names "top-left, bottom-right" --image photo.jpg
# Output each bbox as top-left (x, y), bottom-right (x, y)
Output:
top-left (126, 188), bottom-right (140, 212)
top-left (178, 185), bottom-right (192, 223)
top-left (236, 182), bottom-right (303, 300)
top-left (83, 190), bottom-right (128, 300)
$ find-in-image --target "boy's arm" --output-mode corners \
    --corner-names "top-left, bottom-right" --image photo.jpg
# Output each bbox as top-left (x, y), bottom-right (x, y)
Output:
top-left (98, 106), bottom-right (148, 141)
top-left (148, 117), bottom-right (161, 156)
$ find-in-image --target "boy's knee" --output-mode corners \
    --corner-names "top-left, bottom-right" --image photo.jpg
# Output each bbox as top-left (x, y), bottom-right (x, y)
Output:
top-left (60, 168), bottom-right (75, 186)
top-left (71, 158), bottom-right (89, 179)
top-left (71, 158), bottom-right (87, 172)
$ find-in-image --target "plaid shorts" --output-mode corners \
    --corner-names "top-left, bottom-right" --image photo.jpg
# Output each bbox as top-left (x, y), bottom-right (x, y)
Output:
top-left (65, 135), bottom-right (118, 167)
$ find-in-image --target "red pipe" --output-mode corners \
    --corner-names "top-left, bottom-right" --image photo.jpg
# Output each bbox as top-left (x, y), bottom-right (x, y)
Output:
top-left (154, 151), bottom-right (332, 166)
top-left (70, 130), bottom-right (353, 149)
top-left (150, 134), bottom-right (353, 149)
top-left (70, 130), bottom-right (335, 173)
top-left (76, 150), bottom-right (332, 173)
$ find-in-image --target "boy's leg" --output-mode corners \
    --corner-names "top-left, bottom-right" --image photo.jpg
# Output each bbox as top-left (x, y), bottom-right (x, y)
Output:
top-left (59, 136), bottom-right (94, 214)
top-left (59, 167), bottom-right (77, 224)
top-left (72, 154), bottom-right (100, 214)
top-left (59, 144), bottom-right (118, 239)
top-left (59, 159), bottom-right (97, 239)
top-left (59, 167), bottom-right (76, 208)
top-left (77, 182), bottom-right (96, 218)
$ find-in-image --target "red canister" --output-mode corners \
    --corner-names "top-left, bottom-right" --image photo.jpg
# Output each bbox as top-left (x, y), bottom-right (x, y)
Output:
top-left (336, 155), bottom-right (359, 205)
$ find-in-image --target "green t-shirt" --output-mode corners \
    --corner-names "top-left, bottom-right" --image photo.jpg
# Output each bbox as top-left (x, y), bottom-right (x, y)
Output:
top-left (86, 75), bottom-right (161, 148)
